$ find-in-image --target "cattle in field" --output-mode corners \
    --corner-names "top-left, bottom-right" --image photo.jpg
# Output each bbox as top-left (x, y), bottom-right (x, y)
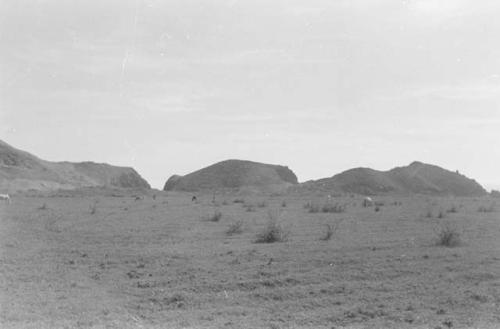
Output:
top-left (362, 197), bottom-right (373, 207)
top-left (0, 194), bottom-right (11, 204)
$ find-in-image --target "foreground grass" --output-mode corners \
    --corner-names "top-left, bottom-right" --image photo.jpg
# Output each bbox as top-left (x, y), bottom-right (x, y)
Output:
top-left (1, 194), bottom-right (499, 329)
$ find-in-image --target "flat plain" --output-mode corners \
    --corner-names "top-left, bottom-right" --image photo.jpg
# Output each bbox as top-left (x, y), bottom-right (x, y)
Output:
top-left (1, 191), bottom-right (499, 329)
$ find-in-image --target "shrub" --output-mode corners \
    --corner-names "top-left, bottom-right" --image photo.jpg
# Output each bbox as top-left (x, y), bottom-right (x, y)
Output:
top-left (446, 205), bottom-right (458, 213)
top-left (90, 202), bottom-right (97, 215)
top-left (307, 203), bottom-right (321, 213)
top-left (478, 203), bottom-right (496, 213)
top-left (320, 218), bottom-right (344, 241)
top-left (437, 211), bottom-right (445, 219)
top-left (436, 222), bottom-right (461, 247)
top-left (255, 210), bottom-right (289, 243)
top-left (38, 203), bottom-right (48, 210)
top-left (226, 220), bottom-right (243, 235)
top-left (244, 204), bottom-right (256, 212)
top-left (425, 209), bottom-right (433, 218)
top-left (281, 200), bottom-right (287, 207)
top-left (374, 206), bottom-right (380, 212)
top-left (321, 203), bottom-right (345, 213)
top-left (206, 210), bottom-right (222, 222)
top-left (257, 201), bottom-right (268, 208)
top-left (233, 198), bottom-right (245, 204)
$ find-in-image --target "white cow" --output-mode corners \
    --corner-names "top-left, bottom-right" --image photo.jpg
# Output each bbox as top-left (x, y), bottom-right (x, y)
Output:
top-left (362, 196), bottom-right (373, 207)
top-left (0, 194), bottom-right (11, 204)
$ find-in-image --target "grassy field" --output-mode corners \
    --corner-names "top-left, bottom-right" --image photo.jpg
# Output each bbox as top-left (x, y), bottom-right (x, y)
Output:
top-left (1, 192), bottom-right (499, 328)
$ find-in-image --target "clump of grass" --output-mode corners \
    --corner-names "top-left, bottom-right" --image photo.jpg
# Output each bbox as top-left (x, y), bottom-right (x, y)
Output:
top-left (425, 209), bottom-right (433, 218)
top-left (446, 205), bottom-right (458, 213)
top-left (374, 206), bottom-right (380, 212)
top-left (321, 203), bottom-right (345, 213)
top-left (478, 203), bottom-right (496, 213)
top-left (205, 210), bottom-right (222, 222)
top-left (221, 200), bottom-right (229, 206)
top-left (90, 201), bottom-right (98, 215)
top-left (233, 198), bottom-right (245, 204)
top-left (281, 200), bottom-right (287, 207)
top-left (306, 203), bottom-right (321, 213)
top-left (257, 201), bottom-right (268, 208)
top-left (244, 204), bottom-right (256, 212)
top-left (437, 210), bottom-right (446, 219)
top-left (255, 210), bottom-right (289, 243)
top-left (320, 218), bottom-right (344, 241)
top-left (435, 222), bottom-right (462, 247)
top-left (38, 203), bottom-right (48, 210)
top-left (226, 220), bottom-right (243, 235)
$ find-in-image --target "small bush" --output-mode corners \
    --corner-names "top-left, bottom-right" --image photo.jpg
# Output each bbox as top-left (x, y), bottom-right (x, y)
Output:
top-left (307, 203), bottom-right (321, 213)
top-left (281, 200), bottom-right (287, 207)
top-left (38, 203), bottom-right (48, 210)
top-left (226, 220), bottom-right (243, 235)
top-left (436, 223), bottom-right (461, 247)
top-left (320, 218), bottom-right (344, 241)
top-left (446, 205), bottom-right (458, 213)
top-left (222, 200), bottom-right (229, 206)
top-left (437, 211), bottom-right (445, 219)
top-left (244, 204), bottom-right (256, 212)
top-left (233, 198), bottom-right (245, 204)
top-left (255, 210), bottom-right (289, 243)
top-left (374, 206), bottom-right (380, 212)
top-left (478, 203), bottom-right (496, 213)
top-left (206, 210), bottom-right (222, 222)
top-left (425, 209), bottom-right (433, 218)
top-left (90, 202), bottom-right (97, 215)
top-left (321, 203), bottom-right (345, 213)
top-left (257, 201), bottom-right (268, 208)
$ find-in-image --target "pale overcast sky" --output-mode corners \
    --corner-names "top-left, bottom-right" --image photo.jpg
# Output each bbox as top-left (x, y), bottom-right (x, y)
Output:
top-left (1, 0), bottom-right (499, 190)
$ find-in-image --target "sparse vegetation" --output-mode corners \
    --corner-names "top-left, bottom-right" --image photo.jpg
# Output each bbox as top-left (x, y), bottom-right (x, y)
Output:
top-left (90, 201), bottom-right (98, 215)
top-left (320, 218), bottom-right (344, 241)
top-left (321, 202), bottom-right (346, 213)
top-left (205, 210), bottom-right (222, 222)
top-left (478, 203), bottom-right (496, 213)
top-left (226, 220), bottom-right (243, 235)
top-left (255, 210), bottom-right (289, 243)
top-left (257, 200), bottom-right (268, 208)
top-left (436, 222), bottom-right (462, 247)
top-left (244, 204), bottom-right (256, 212)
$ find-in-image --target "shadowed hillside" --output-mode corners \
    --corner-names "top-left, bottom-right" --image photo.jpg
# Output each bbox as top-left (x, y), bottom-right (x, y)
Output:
top-left (0, 139), bottom-right (150, 192)
top-left (294, 161), bottom-right (487, 197)
top-left (164, 159), bottom-right (298, 192)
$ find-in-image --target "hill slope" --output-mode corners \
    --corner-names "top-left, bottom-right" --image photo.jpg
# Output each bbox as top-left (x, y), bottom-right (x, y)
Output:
top-left (295, 161), bottom-right (487, 197)
top-left (0, 140), bottom-right (150, 192)
top-left (163, 159), bottom-right (298, 192)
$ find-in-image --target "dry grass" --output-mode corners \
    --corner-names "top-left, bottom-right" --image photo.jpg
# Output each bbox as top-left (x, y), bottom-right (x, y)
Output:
top-left (435, 222), bottom-right (462, 247)
top-left (254, 210), bottom-right (289, 243)
top-left (1, 193), bottom-right (499, 328)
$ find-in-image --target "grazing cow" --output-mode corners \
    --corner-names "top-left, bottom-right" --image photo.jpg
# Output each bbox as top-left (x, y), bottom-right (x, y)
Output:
top-left (192, 196), bottom-right (197, 202)
top-left (0, 194), bottom-right (11, 204)
top-left (362, 197), bottom-right (373, 207)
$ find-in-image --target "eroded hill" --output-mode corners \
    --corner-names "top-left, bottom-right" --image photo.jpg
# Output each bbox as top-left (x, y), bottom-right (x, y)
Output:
top-left (163, 159), bottom-right (298, 192)
top-left (0, 139), bottom-right (150, 192)
top-left (294, 161), bottom-right (487, 197)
